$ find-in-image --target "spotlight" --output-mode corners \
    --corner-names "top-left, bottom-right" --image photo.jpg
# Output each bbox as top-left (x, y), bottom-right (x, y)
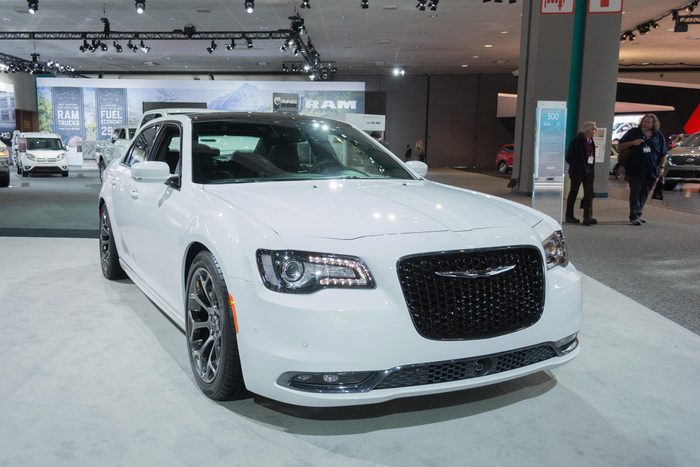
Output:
top-left (206, 40), bottom-right (217, 54)
top-left (209, 73), bottom-right (215, 80)
top-left (246, 38), bottom-right (253, 48)
top-left (361, 0), bottom-right (369, 9)
top-left (293, 47), bottom-right (299, 56)
top-left (280, 42), bottom-right (289, 52)
top-left (303, 64), bottom-right (311, 71)
top-left (392, 67), bottom-right (405, 76)
top-left (27, 0), bottom-right (38, 14)
top-left (89, 39), bottom-right (98, 52)
top-left (416, 1), bottom-right (426, 11)
top-left (226, 39), bottom-right (236, 50)
top-left (127, 40), bottom-right (138, 52)
top-left (113, 41), bottom-right (123, 52)
top-left (100, 41), bottom-right (108, 51)
top-left (139, 40), bottom-right (150, 53)
top-left (135, 1), bottom-right (145, 14)
top-left (626, 31), bottom-right (636, 41)
top-left (309, 74), bottom-right (316, 80)
top-left (244, 0), bottom-right (254, 14)
top-left (79, 40), bottom-right (89, 52)
top-left (300, 0), bottom-right (310, 8)
top-left (428, 0), bottom-right (439, 11)
top-left (282, 64), bottom-right (289, 72)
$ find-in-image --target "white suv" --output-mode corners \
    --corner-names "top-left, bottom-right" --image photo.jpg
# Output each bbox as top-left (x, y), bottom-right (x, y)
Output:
top-left (16, 132), bottom-right (68, 177)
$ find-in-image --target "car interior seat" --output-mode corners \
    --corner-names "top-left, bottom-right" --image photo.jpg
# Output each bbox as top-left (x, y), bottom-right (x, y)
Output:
top-left (268, 143), bottom-right (300, 173)
top-left (192, 143), bottom-right (223, 183)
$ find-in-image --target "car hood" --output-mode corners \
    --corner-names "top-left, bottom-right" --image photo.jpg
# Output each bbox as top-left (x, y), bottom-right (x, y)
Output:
top-left (669, 146), bottom-right (700, 156)
top-left (203, 179), bottom-right (543, 239)
top-left (26, 150), bottom-right (64, 157)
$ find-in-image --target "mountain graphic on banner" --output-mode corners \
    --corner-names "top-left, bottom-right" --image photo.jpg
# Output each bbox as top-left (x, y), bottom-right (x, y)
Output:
top-left (209, 83), bottom-right (270, 112)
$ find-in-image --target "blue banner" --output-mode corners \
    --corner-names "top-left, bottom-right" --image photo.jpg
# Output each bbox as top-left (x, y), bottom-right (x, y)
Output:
top-left (51, 87), bottom-right (84, 144)
top-left (96, 88), bottom-right (128, 141)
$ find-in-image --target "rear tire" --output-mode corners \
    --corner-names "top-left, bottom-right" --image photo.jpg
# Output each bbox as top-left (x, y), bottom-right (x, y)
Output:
top-left (497, 161), bottom-right (509, 175)
top-left (21, 170), bottom-right (28, 177)
top-left (186, 251), bottom-right (247, 401)
top-left (99, 206), bottom-right (127, 280)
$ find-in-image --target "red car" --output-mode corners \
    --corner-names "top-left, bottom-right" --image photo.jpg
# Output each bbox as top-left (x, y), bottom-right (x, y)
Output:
top-left (496, 144), bottom-right (514, 174)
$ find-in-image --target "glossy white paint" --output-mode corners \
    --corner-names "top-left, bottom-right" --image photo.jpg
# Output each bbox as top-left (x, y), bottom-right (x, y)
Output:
top-left (100, 114), bottom-right (582, 407)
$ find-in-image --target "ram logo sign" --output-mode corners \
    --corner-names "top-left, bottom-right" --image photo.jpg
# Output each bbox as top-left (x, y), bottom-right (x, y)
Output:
top-left (304, 99), bottom-right (357, 111)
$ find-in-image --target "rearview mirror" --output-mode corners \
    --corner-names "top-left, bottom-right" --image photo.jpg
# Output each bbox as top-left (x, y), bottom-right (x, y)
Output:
top-left (405, 160), bottom-right (428, 177)
top-left (131, 161), bottom-right (171, 183)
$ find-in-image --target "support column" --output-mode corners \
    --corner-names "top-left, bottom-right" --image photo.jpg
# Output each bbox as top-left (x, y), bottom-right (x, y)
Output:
top-left (513, 1), bottom-right (622, 198)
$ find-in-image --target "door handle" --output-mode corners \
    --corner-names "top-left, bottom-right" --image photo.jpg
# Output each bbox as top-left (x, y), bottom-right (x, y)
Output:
top-left (130, 190), bottom-right (139, 199)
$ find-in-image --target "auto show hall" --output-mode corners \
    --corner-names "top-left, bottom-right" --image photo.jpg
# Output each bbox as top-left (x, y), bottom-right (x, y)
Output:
top-left (2, 1), bottom-right (700, 466)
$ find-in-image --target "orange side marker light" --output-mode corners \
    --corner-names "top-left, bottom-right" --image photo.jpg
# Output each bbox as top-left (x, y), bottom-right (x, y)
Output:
top-left (229, 293), bottom-right (239, 334)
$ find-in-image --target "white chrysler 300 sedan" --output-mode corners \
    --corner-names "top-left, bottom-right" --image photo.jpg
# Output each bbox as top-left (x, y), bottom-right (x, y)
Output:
top-left (98, 112), bottom-right (581, 407)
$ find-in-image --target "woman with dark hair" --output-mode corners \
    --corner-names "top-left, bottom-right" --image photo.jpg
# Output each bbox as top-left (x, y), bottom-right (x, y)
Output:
top-left (617, 114), bottom-right (667, 226)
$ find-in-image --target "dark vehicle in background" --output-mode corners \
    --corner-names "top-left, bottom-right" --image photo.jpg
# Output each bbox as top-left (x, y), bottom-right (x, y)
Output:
top-left (663, 131), bottom-right (700, 190)
top-left (496, 144), bottom-right (514, 174)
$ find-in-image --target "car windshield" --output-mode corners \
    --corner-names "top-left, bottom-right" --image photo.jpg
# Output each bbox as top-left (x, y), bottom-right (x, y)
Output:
top-left (678, 133), bottom-right (700, 148)
top-left (27, 138), bottom-right (63, 150)
top-left (191, 119), bottom-right (414, 184)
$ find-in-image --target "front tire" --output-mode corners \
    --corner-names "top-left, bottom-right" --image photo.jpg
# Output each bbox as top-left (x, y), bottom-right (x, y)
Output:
top-left (0, 172), bottom-right (9, 187)
top-left (186, 251), bottom-right (246, 401)
top-left (62, 171), bottom-right (69, 177)
top-left (99, 206), bottom-right (127, 280)
top-left (497, 161), bottom-right (509, 175)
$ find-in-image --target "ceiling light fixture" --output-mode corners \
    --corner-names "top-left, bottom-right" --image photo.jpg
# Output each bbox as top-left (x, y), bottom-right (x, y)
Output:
top-left (392, 67), bottom-right (405, 76)
top-left (100, 41), bottom-right (108, 51)
top-left (226, 39), bottom-right (236, 50)
top-left (135, 1), bottom-right (145, 14)
top-left (27, 0), bottom-right (38, 14)
top-left (416, 1), bottom-right (426, 11)
top-left (300, 0), bottom-right (310, 8)
top-left (361, 0), bottom-right (369, 9)
top-left (139, 40), bottom-right (150, 53)
top-left (113, 41), bottom-right (123, 52)
top-left (246, 37), bottom-right (253, 48)
top-left (206, 40), bottom-right (217, 53)
top-left (79, 39), bottom-right (89, 52)
top-left (244, 0), bottom-right (255, 14)
top-left (428, 0), bottom-right (439, 11)
top-left (127, 40), bottom-right (137, 52)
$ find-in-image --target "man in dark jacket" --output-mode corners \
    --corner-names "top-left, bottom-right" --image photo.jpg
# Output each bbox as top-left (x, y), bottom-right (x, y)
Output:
top-left (565, 121), bottom-right (597, 225)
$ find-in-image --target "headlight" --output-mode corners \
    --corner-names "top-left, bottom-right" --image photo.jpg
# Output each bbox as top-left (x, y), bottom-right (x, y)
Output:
top-left (56, 152), bottom-right (65, 160)
top-left (542, 230), bottom-right (569, 269)
top-left (26, 153), bottom-right (36, 161)
top-left (256, 249), bottom-right (375, 293)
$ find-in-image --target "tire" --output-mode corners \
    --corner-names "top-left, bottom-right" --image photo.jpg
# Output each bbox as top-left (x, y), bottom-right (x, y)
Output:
top-left (663, 181), bottom-right (677, 191)
top-left (21, 170), bottom-right (28, 177)
top-left (186, 251), bottom-right (246, 401)
top-left (16, 164), bottom-right (21, 175)
top-left (497, 161), bottom-right (509, 175)
top-left (62, 171), bottom-right (69, 177)
top-left (98, 159), bottom-right (106, 183)
top-left (99, 206), bottom-right (127, 280)
top-left (0, 172), bottom-right (9, 188)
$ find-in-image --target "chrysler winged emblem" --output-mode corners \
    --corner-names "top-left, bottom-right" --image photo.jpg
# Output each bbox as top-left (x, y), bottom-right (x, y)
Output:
top-left (435, 264), bottom-right (516, 278)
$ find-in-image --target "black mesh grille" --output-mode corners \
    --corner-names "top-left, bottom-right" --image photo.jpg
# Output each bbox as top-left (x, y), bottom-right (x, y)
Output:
top-left (375, 344), bottom-right (557, 390)
top-left (397, 246), bottom-right (545, 340)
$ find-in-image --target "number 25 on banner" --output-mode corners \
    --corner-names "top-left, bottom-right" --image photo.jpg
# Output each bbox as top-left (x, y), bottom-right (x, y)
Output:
top-left (588, 0), bottom-right (623, 14)
top-left (541, 0), bottom-right (574, 14)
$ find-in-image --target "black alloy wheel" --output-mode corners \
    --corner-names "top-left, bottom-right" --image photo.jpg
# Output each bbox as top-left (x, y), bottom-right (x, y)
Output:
top-left (99, 206), bottom-right (127, 280)
top-left (186, 251), bottom-right (246, 401)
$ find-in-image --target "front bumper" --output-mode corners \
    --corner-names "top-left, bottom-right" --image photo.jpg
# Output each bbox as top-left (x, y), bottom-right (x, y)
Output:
top-left (226, 227), bottom-right (583, 407)
top-left (23, 162), bottom-right (68, 174)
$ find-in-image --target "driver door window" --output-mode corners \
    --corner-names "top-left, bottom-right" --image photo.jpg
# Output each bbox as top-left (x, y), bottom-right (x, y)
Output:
top-left (149, 125), bottom-right (182, 175)
top-left (123, 125), bottom-right (159, 167)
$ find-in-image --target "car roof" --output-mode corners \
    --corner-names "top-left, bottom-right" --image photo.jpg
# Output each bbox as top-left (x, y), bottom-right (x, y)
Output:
top-left (184, 112), bottom-right (346, 125)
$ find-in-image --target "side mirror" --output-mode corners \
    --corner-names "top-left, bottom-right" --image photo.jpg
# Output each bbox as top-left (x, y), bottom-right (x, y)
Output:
top-left (131, 161), bottom-right (171, 183)
top-left (111, 137), bottom-right (117, 144)
top-left (405, 160), bottom-right (428, 178)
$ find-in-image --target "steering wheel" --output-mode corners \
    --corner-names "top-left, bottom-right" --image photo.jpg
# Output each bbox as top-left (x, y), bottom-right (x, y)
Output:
top-left (309, 160), bottom-right (343, 174)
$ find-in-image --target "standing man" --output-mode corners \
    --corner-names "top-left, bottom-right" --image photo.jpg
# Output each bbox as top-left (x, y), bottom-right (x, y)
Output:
top-left (565, 121), bottom-right (597, 226)
top-left (618, 114), bottom-right (667, 226)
